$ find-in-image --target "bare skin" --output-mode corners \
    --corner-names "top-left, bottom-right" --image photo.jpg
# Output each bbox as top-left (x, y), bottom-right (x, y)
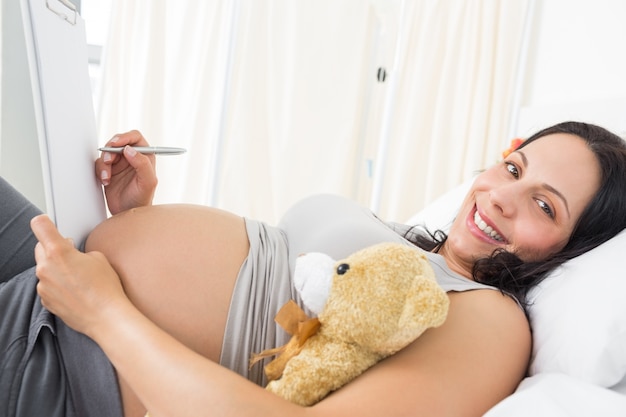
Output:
top-left (31, 130), bottom-right (601, 417)
top-left (84, 204), bottom-right (249, 416)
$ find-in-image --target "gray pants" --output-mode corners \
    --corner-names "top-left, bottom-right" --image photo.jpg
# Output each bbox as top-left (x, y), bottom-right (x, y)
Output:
top-left (0, 177), bottom-right (123, 417)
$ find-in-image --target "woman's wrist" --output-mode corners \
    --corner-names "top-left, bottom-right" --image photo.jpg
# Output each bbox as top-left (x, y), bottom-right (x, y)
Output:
top-left (86, 296), bottom-right (138, 344)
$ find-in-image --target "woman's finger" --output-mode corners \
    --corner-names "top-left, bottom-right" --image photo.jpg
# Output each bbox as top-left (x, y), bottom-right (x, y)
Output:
top-left (30, 214), bottom-right (67, 249)
top-left (122, 145), bottom-right (157, 187)
top-left (105, 130), bottom-right (150, 148)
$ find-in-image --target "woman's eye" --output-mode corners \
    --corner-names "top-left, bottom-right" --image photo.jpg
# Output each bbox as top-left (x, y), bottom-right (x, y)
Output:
top-left (505, 162), bottom-right (519, 178)
top-left (536, 199), bottom-right (555, 218)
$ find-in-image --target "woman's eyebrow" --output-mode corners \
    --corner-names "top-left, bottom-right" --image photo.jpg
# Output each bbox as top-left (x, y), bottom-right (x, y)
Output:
top-left (518, 150), bottom-right (571, 219)
top-left (517, 150), bottom-right (529, 167)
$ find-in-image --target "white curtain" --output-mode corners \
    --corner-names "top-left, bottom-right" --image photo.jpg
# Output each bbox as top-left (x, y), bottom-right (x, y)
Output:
top-left (97, 0), bottom-right (532, 223)
top-left (366, 0), bottom-right (533, 221)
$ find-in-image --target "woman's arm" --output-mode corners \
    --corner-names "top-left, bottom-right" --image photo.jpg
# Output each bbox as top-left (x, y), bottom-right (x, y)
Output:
top-left (307, 289), bottom-right (531, 417)
top-left (88, 289), bottom-right (305, 417)
top-left (32, 214), bottom-right (531, 417)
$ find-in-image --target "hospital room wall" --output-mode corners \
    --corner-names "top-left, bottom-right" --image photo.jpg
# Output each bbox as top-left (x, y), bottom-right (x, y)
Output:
top-left (0, 0), bottom-right (46, 210)
top-left (1, 0), bottom-right (625, 214)
top-left (514, 0), bottom-right (626, 137)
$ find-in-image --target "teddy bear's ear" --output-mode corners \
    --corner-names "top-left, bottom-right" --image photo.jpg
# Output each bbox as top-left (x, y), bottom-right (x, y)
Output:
top-left (381, 277), bottom-right (450, 354)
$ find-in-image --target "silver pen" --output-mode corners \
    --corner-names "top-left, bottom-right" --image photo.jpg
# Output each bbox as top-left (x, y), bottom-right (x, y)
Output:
top-left (99, 146), bottom-right (187, 155)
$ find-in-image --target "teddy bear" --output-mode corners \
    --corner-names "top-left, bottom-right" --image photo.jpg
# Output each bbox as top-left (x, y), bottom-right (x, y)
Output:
top-left (252, 242), bottom-right (450, 406)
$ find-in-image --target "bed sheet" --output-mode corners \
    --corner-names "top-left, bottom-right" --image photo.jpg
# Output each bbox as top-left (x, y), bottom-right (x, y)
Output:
top-left (484, 373), bottom-right (626, 417)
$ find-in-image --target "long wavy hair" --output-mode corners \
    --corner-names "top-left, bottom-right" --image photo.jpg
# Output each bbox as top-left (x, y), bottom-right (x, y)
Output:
top-left (408, 121), bottom-right (626, 308)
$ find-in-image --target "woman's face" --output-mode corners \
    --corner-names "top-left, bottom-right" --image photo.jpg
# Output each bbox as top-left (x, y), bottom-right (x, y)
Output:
top-left (440, 133), bottom-right (601, 278)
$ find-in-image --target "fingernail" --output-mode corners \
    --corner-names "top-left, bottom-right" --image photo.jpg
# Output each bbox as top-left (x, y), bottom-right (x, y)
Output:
top-left (101, 170), bottom-right (110, 184)
top-left (103, 152), bottom-right (112, 163)
top-left (111, 135), bottom-right (120, 143)
top-left (124, 145), bottom-right (137, 157)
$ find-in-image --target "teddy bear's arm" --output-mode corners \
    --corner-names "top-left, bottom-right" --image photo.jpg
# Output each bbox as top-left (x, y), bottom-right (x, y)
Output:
top-left (266, 337), bottom-right (380, 406)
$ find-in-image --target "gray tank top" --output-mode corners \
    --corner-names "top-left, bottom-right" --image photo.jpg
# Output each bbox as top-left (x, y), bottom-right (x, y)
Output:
top-left (279, 194), bottom-right (498, 294)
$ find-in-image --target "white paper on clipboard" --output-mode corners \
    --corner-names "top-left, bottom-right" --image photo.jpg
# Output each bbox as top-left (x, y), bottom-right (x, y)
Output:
top-left (20, 0), bottom-right (106, 247)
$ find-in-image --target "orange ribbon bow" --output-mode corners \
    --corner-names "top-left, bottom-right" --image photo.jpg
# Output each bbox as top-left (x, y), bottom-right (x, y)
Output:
top-left (249, 300), bottom-right (321, 382)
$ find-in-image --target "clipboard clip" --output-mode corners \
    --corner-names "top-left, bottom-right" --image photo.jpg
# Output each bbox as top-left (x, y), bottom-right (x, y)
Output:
top-left (46, 0), bottom-right (77, 25)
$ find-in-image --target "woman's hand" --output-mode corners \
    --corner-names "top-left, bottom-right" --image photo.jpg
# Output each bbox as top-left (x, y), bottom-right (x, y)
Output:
top-left (96, 130), bottom-right (157, 215)
top-left (31, 214), bottom-right (130, 338)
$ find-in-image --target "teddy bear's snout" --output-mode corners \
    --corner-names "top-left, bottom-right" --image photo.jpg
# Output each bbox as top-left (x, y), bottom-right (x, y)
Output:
top-left (336, 263), bottom-right (350, 275)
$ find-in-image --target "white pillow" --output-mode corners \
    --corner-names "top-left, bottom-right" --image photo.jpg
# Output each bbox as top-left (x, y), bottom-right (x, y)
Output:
top-left (527, 230), bottom-right (626, 389)
top-left (408, 179), bottom-right (626, 391)
top-left (405, 178), bottom-right (473, 232)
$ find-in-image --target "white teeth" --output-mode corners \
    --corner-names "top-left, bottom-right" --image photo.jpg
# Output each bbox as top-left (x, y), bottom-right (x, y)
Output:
top-left (474, 211), bottom-right (504, 242)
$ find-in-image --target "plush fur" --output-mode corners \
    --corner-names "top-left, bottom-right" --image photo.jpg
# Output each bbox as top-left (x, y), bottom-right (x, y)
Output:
top-left (265, 242), bottom-right (450, 406)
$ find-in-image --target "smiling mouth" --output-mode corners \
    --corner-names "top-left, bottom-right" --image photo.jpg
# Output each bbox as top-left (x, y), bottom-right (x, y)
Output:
top-left (473, 211), bottom-right (504, 242)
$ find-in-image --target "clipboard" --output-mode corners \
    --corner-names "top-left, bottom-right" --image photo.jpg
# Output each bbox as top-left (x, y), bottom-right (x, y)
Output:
top-left (21, 0), bottom-right (107, 247)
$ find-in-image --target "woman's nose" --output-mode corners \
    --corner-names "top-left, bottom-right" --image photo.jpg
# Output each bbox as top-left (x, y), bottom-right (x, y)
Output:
top-left (489, 184), bottom-right (518, 217)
